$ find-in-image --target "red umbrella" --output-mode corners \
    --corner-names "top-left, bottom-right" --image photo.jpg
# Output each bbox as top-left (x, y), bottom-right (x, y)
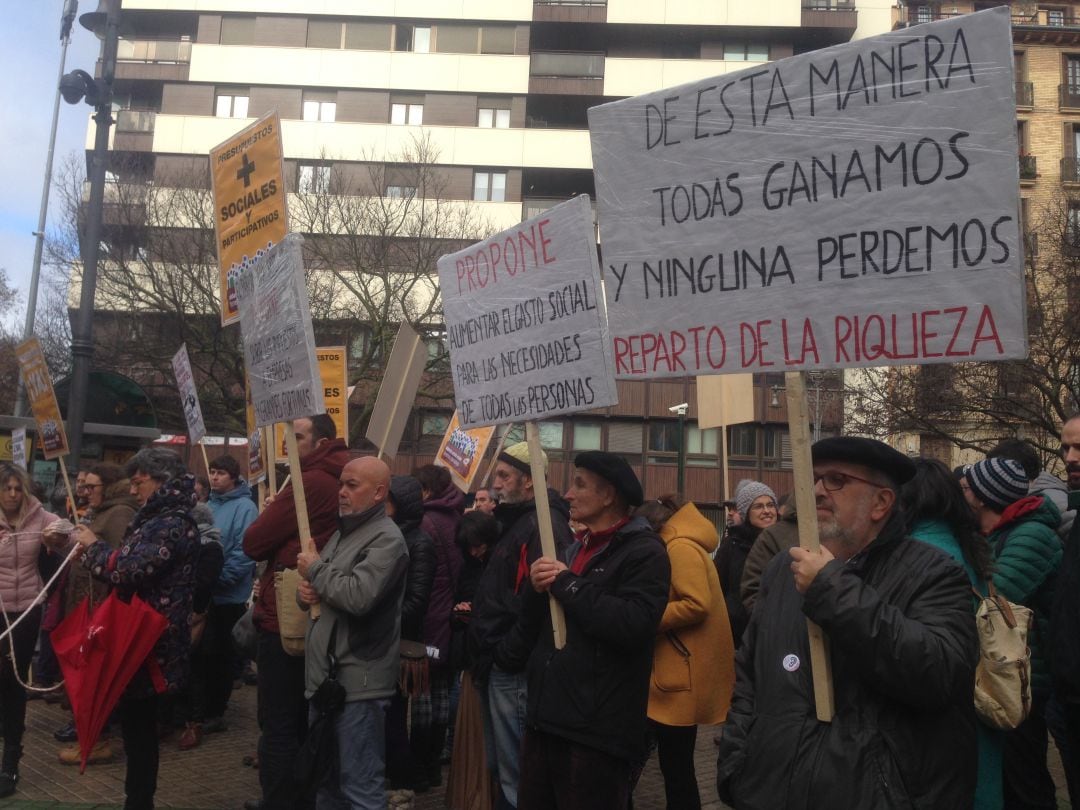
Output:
top-left (51, 592), bottom-right (169, 772)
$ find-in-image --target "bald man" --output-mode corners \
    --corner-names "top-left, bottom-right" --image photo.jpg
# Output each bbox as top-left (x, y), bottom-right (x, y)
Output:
top-left (297, 457), bottom-right (409, 810)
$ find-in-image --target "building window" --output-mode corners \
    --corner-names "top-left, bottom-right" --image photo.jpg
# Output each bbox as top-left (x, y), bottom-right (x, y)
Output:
top-left (422, 413), bottom-right (449, 436)
top-left (215, 92), bottom-right (249, 118)
top-left (480, 26), bottom-right (516, 55)
top-left (1067, 202), bottom-right (1080, 251)
top-left (539, 422), bottom-right (564, 450)
top-left (686, 427), bottom-right (718, 455)
top-left (307, 19), bottom-right (342, 48)
top-left (298, 163), bottom-right (331, 194)
top-left (648, 423), bottom-right (680, 453)
top-left (478, 107), bottom-right (511, 128)
top-left (391, 103), bottom-right (424, 125)
top-left (728, 425), bottom-right (757, 457)
top-left (607, 423), bottom-right (642, 455)
top-left (395, 24), bottom-right (431, 53)
top-left (1048, 7), bottom-right (1066, 26)
top-left (435, 24), bottom-right (479, 53)
top-left (911, 5), bottom-right (932, 23)
top-left (473, 171), bottom-right (507, 202)
top-left (386, 185), bottom-right (416, 199)
top-left (724, 42), bottom-right (768, 62)
top-left (302, 95), bottom-right (337, 122)
top-left (573, 422), bottom-right (602, 451)
top-left (219, 16), bottom-right (255, 46)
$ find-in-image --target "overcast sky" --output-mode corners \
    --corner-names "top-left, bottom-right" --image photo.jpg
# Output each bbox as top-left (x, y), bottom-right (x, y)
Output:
top-left (0, 2), bottom-right (101, 331)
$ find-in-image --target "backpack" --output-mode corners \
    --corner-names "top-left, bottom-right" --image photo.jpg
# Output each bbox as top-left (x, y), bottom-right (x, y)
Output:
top-left (973, 581), bottom-right (1033, 730)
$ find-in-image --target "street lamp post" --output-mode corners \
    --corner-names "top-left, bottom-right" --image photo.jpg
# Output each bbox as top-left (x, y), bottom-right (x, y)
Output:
top-left (61, 0), bottom-right (120, 466)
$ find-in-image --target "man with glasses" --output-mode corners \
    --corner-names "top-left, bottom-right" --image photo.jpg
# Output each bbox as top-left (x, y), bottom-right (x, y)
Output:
top-left (716, 436), bottom-right (979, 809)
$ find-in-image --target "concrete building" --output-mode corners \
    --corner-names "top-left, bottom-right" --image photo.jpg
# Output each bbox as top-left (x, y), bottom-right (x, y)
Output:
top-left (83, 0), bottom-right (862, 502)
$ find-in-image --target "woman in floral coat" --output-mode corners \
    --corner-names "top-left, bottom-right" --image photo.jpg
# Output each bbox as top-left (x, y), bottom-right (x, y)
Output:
top-left (73, 448), bottom-right (199, 810)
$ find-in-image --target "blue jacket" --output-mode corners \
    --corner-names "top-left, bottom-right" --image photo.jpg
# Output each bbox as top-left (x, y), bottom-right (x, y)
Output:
top-left (208, 481), bottom-right (258, 605)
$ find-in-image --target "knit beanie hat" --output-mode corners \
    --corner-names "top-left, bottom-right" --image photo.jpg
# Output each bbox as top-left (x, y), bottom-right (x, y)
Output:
top-left (965, 458), bottom-right (1029, 512)
top-left (498, 441), bottom-right (544, 475)
top-left (734, 480), bottom-right (777, 520)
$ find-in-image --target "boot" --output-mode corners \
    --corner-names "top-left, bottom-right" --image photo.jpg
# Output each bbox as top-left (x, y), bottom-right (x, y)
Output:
top-left (409, 725), bottom-right (431, 793)
top-left (0, 745), bottom-right (21, 798)
top-left (178, 722), bottom-right (202, 750)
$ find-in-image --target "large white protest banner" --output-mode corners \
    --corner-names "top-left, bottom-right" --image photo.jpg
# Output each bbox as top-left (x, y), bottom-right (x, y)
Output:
top-left (171, 344), bottom-right (207, 445)
top-left (589, 8), bottom-right (1025, 379)
top-left (437, 195), bottom-right (618, 428)
top-left (236, 233), bottom-right (325, 428)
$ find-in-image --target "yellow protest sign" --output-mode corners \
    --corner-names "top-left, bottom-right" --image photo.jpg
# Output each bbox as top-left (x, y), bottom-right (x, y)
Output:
top-left (0, 435), bottom-right (12, 462)
top-left (435, 411), bottom-right (496, 492)
top-left (245, 376), bottom-right (266, 483)
top-left (15, 338), bottom-right (69, 460)
top-left (210, 111), bottom-right (288, 325)
top-left (274, 347), bottom-right (348, 462)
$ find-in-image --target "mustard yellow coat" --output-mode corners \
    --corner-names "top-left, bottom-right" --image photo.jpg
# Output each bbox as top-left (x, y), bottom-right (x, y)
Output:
top-left (647, 503), bottom-right (735, 727)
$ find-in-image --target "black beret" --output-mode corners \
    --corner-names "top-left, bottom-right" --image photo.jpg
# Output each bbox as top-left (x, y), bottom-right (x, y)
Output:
top-left (811, 436), bottom-right (916, 487)
top-left (574, 451), bottom-right (644, 507)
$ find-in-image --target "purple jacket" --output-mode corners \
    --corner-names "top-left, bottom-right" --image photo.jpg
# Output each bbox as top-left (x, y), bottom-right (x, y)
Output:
top-left (420, 483), bottom-right (464, 664)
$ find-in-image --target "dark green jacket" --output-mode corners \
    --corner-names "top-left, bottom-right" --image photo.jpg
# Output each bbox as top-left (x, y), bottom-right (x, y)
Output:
top-left (989, 495), bottom-right (1062, 697)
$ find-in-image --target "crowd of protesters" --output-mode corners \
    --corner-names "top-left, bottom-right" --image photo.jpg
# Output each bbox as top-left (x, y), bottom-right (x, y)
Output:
top-left (2, 413), bottom-right (1080, 810)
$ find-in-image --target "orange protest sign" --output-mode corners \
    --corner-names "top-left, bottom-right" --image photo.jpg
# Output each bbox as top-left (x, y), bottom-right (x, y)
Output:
top-left (210, 111), bottom-right (288, 325)
top-left (15, 337), bottom-right (69, 459)
top-left (434, 411), bottom-right (496, 492)
top-left (274, 347), bottom-right (348, 462)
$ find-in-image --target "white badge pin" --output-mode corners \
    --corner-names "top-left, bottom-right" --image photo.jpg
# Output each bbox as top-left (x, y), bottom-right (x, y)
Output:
top-left (782, 654), bottom-right (800, 672)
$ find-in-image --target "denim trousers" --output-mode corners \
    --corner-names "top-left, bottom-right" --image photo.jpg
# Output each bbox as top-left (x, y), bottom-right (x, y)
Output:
top-left (311, 698), bottom-right (389, 810)
top-left (480, 666), bottom-right (528, 808)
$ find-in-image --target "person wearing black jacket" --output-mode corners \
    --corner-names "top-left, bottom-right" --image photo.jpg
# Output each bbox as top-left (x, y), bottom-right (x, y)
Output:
top-left (384, 475), bottom-right (436, 790)
top-left (506, 451), bottom-right (670, 810)
top-left (467, 442), bottom-right (573, 810)
top-left (715, 437), bottom-right (979, 810)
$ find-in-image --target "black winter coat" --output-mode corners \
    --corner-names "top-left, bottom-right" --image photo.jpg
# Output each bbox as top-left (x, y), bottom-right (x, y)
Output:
top-left (389, 476), bottom-right (436, 642)
top-left (715, 513), bottom-right (979, 810)
top-left (714, 523), bottom-right (757, 648)
top-left (467, 491), bottom-right (573, 685)
top-left (501, 516), bottom-right (671, 762)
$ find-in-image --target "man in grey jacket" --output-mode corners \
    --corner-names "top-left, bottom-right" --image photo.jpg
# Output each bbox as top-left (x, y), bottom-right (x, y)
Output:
top-left (297, 456), bottom-right (408, 810)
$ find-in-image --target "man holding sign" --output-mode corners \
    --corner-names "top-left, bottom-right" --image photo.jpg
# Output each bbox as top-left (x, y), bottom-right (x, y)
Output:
top-left (715, 437), bottom-right (978, 808)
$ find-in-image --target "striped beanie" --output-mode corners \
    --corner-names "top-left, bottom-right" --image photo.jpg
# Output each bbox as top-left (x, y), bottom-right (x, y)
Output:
top-left (734, 480), bottom-right (777, 520)
top-left (965, 458), bottom-right (1028, 512)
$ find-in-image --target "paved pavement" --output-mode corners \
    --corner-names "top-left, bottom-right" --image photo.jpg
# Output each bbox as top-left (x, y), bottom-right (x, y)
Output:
top-left (4, 682), bottom-right (1072, 809)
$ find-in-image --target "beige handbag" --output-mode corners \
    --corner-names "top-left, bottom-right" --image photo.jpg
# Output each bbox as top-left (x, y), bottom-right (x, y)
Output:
top-left (274, 567), bottom-right (308, 657)
top-left (973, 582), bottom-right (1033, 730)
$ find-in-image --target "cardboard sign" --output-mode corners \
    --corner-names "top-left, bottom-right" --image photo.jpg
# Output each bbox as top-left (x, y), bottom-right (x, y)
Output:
top-left (274, 347), bottom-right (348, 461)
top-left (434, 411), bottom-right (497, 491)
top-left (437, 195), bottom-right (618, 427)
top-left (15, 337), bottom-right (69, 459)
top-left (696, 374), bottom-right (755, 430)
top-left (589, 8), bottom-right (1026, 379)
top-left (211, 111), bottom-right (288, 325)
top-left (11, 429), bottom-right (26, 470)
top-left (245, 376), bottom-right (265, 483)
top-left (236, 234), bottom-right (325, 429)
top-left (365, 323), bottom-right (427, 460)
top-left (171, 343), bottom-right (207, 445)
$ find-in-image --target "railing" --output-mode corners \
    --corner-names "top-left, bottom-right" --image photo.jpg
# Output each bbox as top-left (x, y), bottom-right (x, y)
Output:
top-left (1020, 155), bottom-right (1037, 181)
top-left (1061, 84), bottom-right (1080, 109)
top-left (1016, 81), bottom-right (1034, 107)
top-left (530, 51), bottom-right (605, 79)
top-left (116, 37), bottom-right (192, 64)
top-left (523, 197), bottom-right (597, 226)
top-left (1062, 157), bottom-right (1080, 183)
top-left (115, 109), bottom-right (156, 133)
top-left (802, 0), bottom-right (854, 9)
top-left (894, 8), bottom-right (1072, 27)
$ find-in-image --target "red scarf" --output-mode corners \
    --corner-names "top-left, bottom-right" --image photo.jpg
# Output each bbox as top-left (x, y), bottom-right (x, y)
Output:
top-left (571, 518), bottom-right (629, 575)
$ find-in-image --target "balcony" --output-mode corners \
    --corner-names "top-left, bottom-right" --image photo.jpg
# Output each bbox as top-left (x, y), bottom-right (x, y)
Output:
top-left (801, 0), bottom-right (857, 33)
top-left (115, 110), bottom-right (156, 133)
top-left (1020, 155), bottom-right (1037, 183)
top-left (529, 51), bottom-right (605, 95)
top-left (1062, 157), bottom-right (1080, 184)
top-left (1062, 84), bottom-right (1080, 110)
top-left (533, 0), bottom-right (607, 23)
top-left (116, 37), bottom-right (191, 64)
top-left (1016, 81), bottom-right (1034, 108)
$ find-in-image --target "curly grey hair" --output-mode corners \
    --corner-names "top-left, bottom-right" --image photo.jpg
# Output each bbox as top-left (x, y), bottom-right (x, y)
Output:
top-left (125, 447), bottom-right (186, 484)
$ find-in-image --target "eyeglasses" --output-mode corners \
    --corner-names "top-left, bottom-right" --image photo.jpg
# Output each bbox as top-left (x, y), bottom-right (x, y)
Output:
top-left (814, 471), bottom-right (885, 492)
top-left (748, 502), bottom-right (777, 513)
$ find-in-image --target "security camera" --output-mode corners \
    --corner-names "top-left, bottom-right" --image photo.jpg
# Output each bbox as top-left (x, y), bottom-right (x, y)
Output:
top-left (668, 403), bottom-right (689, 415)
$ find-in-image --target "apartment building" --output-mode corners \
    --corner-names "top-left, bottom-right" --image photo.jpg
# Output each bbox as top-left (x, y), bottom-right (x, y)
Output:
top-left (89, 0), bottom-right (861, 501)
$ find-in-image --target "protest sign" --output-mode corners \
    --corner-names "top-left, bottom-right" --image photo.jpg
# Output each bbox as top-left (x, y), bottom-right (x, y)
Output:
top-left (245, 377), bottom-right (265, 484)
top-left (434, 411), bottom-right (497, 492)
top-left (11, 429), bottom-right (26, 471)
top-left (589, 8), bottom-right (1025, 379)
top-left (436, 195), bottom-right (618, 428)
top-left (275, 347), bottom-right (348, 462)
top-left (171, 344), bottom-right (206, 445)
top-left (236, 234), bottom-right (324, 430)
top-left (16, 337), bottom-right (69, 460)
top-left (211, 112), bottom-right (288, 325)
top-left (365, 323), bottom-right (427, 460)
top-left (696, 374), bottom-right (754, 430)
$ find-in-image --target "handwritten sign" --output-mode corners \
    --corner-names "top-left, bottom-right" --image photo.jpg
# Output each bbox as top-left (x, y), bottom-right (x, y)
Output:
top-left (211, 112), bottom-right (288, 325)
top-left (437, 195), bottom-right (618, 427)
top-left (274, 347), bottom-right (348, 461)
top-left (11, 429), bottom-right (26, 470)
top-left (434, 411), bottom-right (496, 491)
top-left (171, 343), bottom-right (207, 445)
top-left (236, 234), bottom-right (324, 429)
top-left (589, 8), bottom-right (1025, 378)
top-left (15, 337), bottom-right (69, 459)
top-left (245, 375), bottom-right (265, 483)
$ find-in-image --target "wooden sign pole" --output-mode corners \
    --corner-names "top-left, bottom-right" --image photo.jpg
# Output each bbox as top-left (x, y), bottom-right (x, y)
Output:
top-left (265, 427), bottom-right (278, 494)
top-left (199, 441), bottom-right (210, 477)
top-left (57, 457), bottom-right (77, 521)
top-left (283, 426), bottom-right (319, 621)
top-left (525, 422), bottom-right (567, 650)
top-left (785, 371), bottom-right (835, 722)
top-left (479, 423), bottom-right (514, 489)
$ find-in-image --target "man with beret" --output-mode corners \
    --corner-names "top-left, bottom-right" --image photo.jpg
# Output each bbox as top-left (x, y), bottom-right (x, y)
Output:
top-left (467, 441), bottom-right (573, 810)
top-left (503, 451), bottom-right (671, 809)
top-left (716, 436), bottom-right (979, 809)
top-left (964, 456), bottom-right (1062, 808)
